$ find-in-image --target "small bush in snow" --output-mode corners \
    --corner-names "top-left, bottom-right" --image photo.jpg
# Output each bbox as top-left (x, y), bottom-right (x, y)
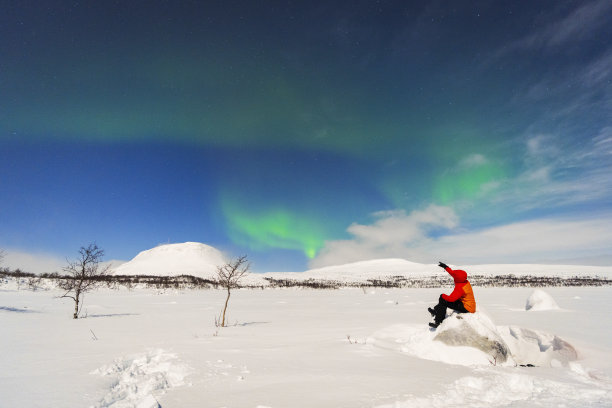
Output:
top-left (59, 243), bottom-right (111, 319)
top-left (216, 255), bottom-right (250, 327)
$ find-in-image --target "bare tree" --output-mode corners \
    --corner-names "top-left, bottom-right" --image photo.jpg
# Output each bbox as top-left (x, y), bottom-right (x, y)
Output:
top-left (216, 255), bottom-right (250, 327)
top-left (59, 243), bottom-right (110, 319)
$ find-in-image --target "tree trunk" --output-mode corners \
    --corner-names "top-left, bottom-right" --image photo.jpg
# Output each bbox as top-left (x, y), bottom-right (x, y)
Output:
top-left (73, 289), bottom-right (80, 319)
top-left (221, 288), bottom-right (231, 327)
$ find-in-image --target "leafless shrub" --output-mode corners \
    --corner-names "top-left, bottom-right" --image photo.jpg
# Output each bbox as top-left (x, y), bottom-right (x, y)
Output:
top-left (58, 243), bottom-right (111, 319)
top-left (216, 255), bottom-right (250, 327)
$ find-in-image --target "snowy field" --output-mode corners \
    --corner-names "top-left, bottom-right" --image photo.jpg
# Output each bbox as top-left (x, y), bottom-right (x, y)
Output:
top-left (2, 285), bottom-right (612, 407)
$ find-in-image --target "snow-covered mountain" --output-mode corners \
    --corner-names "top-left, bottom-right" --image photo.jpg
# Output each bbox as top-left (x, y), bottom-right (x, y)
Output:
top-left (258, 259), bottom-right (446, 284)
top-left (261, 259), bottom-right (609, 285)
top-left (111, 242), bottom-right (609, 284)
top-left (112, 242), bottom-right (227, 279)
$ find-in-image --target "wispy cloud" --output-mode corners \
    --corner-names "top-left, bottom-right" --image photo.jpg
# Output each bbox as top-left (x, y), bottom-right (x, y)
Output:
top-left (497, 0), bottom-right (612, 54)
top-left (491, 129), bottom-right (612, 212)
top-left (311, 210), bottom-right (612, 268)
top-left (433, 216), bottom-right (612, 265)
top-left (458, 153), bottom-right (489, 169)
top-left (312, 126), bottom-right (612, 269)
top-left (311, 205), bottom-right (458, 268)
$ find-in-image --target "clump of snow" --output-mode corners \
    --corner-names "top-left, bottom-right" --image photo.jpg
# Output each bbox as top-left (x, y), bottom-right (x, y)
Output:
top-left (112, 242), bottom-right (226, 279)
top-left (526, 289), bottom-right (560, 311)
top-left (92, 349), bottom-right (190, 408)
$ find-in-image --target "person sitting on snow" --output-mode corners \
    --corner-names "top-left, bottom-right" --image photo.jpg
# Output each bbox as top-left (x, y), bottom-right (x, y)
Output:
top-left (428, 262), bottom-right (476, 328)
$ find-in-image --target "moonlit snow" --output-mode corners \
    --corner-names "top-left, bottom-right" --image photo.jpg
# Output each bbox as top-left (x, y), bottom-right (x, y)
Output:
top-left (2, 243), bottom-right (611, 407)
top-left (2, 282), bottom-right (612, 407)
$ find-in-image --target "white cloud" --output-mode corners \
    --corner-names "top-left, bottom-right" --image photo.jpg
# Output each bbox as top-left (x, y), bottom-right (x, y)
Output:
top-left (311, 211), bottom-right (612, 268)
top-left (432, 217), bottom-right (612, 265)
top-left (1, 249), bottom-right (125, 274)
top-left (484, 129), bottom-right (612, 213)
top-left (497, 0), bottom-right (612, 54)
top-left (2, 250), bottom-right (66, 274)
top-left (311, 205), bottom-right (458, 268)
top-left (458, 153), bottom-right (488, 169)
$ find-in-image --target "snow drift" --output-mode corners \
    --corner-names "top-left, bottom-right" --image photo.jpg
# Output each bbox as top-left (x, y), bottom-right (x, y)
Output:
top-left (112, 242), bottom-right (226, 279)
top-left (525, 289), bottom-right (560, 311)
top-left (92, 349), bottom-right (190, 408)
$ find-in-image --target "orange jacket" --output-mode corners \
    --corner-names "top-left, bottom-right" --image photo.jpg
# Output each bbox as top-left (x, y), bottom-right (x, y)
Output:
top-left (441, 266), bottom-right (476, 313)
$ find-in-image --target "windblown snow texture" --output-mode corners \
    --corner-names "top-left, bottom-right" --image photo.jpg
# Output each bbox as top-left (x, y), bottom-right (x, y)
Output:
top-left (92, 349), bottom-right (190, 408)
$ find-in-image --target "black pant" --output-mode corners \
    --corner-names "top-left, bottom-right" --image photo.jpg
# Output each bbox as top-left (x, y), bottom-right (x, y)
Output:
top-left (433, 295), bottom-right (468, 324)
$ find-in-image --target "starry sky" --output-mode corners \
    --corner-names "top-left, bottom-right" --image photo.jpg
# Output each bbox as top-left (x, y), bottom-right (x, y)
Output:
top-left (2, 1), bottom-right (612, 272)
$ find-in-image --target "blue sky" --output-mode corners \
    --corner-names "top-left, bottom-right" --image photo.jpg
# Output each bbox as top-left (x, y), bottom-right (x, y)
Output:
top-left (1, 1), bottom-right (611, 272)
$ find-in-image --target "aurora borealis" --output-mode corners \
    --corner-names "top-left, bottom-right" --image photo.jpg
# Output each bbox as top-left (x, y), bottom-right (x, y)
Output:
top-left (2, 1), bottom-right (612, 271)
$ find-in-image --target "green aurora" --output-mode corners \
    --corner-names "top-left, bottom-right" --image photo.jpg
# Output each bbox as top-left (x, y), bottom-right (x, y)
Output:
top-left (2, 1), bottom-right (611, 270)
top-left (221, 198), bottom-right (328, 259)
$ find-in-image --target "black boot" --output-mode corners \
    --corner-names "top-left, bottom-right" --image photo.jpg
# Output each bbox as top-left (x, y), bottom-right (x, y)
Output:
top-left (429, 322), bottom-right (439, 329)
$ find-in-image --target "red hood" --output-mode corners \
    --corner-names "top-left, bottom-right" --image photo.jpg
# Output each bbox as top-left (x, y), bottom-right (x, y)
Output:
top-left (448, 269), bottom-right (468, 283)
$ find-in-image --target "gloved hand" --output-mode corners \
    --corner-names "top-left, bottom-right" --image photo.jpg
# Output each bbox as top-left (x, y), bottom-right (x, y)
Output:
top-left (438, 262), bottom-right (448, 269)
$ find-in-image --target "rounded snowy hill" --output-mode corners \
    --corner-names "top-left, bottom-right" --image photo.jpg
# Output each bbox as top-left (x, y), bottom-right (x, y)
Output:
top-left (256, 259), bottom-right (610, 285)
top-left (112, 242), bottom-right (227, 279)
top-left (259, 259), bottom-right (443, 284)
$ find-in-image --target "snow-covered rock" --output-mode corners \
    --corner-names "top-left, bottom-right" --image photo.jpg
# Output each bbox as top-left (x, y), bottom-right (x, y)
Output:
top-left (112, 242), bottom-right (227, 279)
top-left (526, 289), bottom-right (560, 311)
top-left (433, 313), bottom-right (511, 364)
top-left (432, 312), bottom-right (578, 367)
top-left (371, 310), bottom-right (579, 368)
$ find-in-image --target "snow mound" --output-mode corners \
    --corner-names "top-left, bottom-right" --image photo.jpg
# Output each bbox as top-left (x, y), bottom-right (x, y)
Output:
top-left (112, 242), bottom-right (226, 279)
top-left (92, 349), bottom-right (190, 408)
top-left (526, 289), bottom-right (560, 311)
top-left (370, 312), bottom-right (578, 367)
top-left (434, 313), bottom-right (510, 364)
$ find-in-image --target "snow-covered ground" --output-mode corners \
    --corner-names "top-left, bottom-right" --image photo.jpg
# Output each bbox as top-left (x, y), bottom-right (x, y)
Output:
top-left (1, 284), bottom-right (611, 407)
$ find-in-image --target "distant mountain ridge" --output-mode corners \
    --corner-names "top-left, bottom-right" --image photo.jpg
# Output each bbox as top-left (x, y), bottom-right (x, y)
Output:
top-left (111, 242), bottom-right (610, 285)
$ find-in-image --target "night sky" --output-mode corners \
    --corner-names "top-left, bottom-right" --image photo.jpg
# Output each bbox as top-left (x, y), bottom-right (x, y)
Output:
top-left (2, 1), bottom-right (612, 272)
